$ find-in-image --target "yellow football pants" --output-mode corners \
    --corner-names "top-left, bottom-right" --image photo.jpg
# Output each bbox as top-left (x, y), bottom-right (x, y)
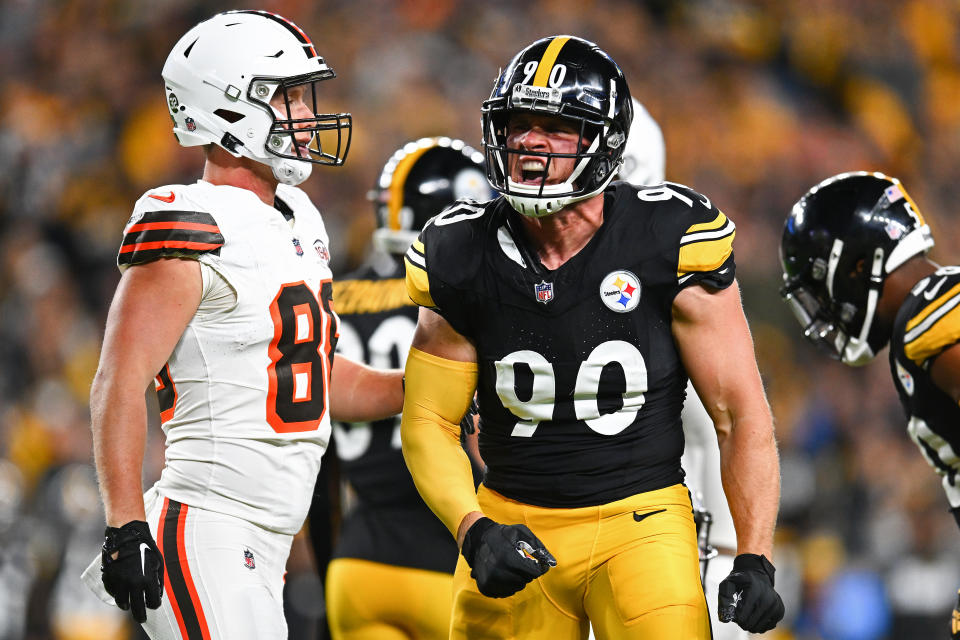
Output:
top-left (450, 483), bottom-right (711, 640)
top-left (326, 558), bottom-right (453, 640)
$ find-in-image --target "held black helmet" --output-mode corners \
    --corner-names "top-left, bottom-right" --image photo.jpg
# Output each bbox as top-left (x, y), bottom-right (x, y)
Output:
top-left (370, 137), bottom-right (491, 255)
top-left (780, 171), bottom-right (934, 365)
top-left (481, 35), bottom-right (633, 217)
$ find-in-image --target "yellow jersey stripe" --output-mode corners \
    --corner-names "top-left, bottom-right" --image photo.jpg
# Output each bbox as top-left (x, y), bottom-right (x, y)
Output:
top-left (683, 211), bottom-right (728, 236)
top-left (532, 36), bottom-right (570, 87)
top-left (904, 303), bottom-right (960, 365)
top-left (677, 231), bottom-right (735, 277)
top-left (404, 256), bottom-right (436, 308)
top-left (906, 283), bottom-right (960, 333)
top-left (412, 239), bottom-right (425, 254)
top-left (388, 145), bottom-right (433, 231)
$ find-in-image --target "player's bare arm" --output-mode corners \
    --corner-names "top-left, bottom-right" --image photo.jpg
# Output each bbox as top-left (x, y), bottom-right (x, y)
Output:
top-left (90, 258), bottom-right (202, 527)
top-left (672, 281), bottom-right (779, 558)
top-left (329, 355), bottom-right (403, 422)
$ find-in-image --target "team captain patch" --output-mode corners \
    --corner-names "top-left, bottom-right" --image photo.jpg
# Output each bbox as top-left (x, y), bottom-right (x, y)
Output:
top-left (118, 210), bottom-right (224, 267)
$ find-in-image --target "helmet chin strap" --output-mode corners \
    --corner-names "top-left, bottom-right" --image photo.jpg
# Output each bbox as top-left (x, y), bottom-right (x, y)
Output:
top-left (841, 247), bottom-right (885, 366)
top-left (271, 157), bottom-right (312, 186)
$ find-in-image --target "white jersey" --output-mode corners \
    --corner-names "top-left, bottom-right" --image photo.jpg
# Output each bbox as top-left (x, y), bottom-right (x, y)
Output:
top-left (119, 180), bottom-right (337, 534)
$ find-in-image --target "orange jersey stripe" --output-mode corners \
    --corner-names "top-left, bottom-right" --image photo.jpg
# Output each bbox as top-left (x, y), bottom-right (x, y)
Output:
top-left (127, 221), bottom-right (221, 234)
top-left (119, 240), bottom-right (222, 254)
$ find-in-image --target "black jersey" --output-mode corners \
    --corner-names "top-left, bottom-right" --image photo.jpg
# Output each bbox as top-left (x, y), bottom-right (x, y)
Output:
top-left (890, 266), bottom-right (960, 509)
top-left (405, 181), bottom-right (736, 508)
top-left (329, 257), bottom-right (459, 573)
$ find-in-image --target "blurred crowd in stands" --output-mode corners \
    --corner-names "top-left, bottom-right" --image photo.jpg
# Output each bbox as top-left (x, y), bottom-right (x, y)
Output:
top-left (0, 0), bottom-right (958, 638)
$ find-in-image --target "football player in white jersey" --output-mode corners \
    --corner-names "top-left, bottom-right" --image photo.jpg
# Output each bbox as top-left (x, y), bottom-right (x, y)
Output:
top-left (80, 11), bottom-right (403, 640)
top-left (616, 97), bottom-right (749, 640)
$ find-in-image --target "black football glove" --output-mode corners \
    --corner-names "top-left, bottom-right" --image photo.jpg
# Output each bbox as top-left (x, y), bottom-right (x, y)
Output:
top-left (461, 517), bottom-right (556, 598)
top-left (101, 520), bottom-right (164, 623)
top-left (951, 588), bottom-right (960, 639)
top-left (718, 553), bottom-right (784, 633)
top-left (460, 398), bottom-right (479, 435)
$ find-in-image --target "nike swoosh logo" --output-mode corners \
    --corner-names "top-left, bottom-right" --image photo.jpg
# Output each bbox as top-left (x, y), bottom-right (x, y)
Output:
top-left (149, 191), bottom-right (176, 203)
top-left (632, 508), bottom-right (666, 523)
top-left (140, 542), bottom-right (150, 572)
top-left (924, 276), bottom-right (947, 300)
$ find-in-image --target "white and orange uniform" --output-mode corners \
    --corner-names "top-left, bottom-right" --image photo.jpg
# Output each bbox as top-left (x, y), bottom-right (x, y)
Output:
top-left (83, 179), bottom-right (338, 640)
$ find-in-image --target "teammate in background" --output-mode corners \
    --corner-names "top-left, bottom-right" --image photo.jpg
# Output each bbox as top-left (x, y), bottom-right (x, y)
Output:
top-left (780, 171), bottom-right (960, 639)
top-left (617, 96), bottom-right (747, 640)
top-left (80, 11), bottom-right (403, 639)
top-left (308, 137), bottom-right (491, 640)
top-left (401, 35), bottom-right (784, 638)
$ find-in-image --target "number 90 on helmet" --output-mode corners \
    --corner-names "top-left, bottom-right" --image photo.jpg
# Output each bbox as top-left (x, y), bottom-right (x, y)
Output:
top-left (370, 137), bottom-right (492, 255)
top-left (779, 171), bottom-right (934, 366)
top-left (481, 35), bottom-right (633, 217)
top-left (161, 10), bottom-right (352, 186)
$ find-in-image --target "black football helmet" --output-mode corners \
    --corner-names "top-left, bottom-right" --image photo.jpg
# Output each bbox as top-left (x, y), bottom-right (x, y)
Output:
top-left (481, 35), bottom-right (633, 217)
top-left (370, 137), bottom-right (491, 255)
top-left (780, 171), bottom-right (934, 365)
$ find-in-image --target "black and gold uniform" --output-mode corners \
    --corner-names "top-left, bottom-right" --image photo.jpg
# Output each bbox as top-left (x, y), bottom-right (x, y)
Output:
top-left (890, 267), bottom-right (960, 509)
top-left (313, 136), bottom-right (491, 640)
top-left (405, 180), bottom-right (734, 638)
top-left (407, 181), bottom-right (734, 506)
top-left (315, 258), bottom-right (458, 640)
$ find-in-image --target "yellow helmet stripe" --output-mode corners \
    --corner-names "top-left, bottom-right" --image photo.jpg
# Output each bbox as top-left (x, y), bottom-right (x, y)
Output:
top-left (388, 144), bottom-right (435, 232)
top-left (532, 36), bottom-right (570, 87)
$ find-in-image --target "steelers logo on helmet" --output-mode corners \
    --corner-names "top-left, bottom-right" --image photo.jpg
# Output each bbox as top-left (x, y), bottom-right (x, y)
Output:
top-left (600, 270), bottom-right (641, 313)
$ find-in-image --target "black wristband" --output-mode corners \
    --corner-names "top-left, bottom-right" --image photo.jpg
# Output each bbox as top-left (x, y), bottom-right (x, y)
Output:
top-left (461, 517), bottom-right (495, 566)
top-left (951, 506), bottom-right (960, 531)
top-left (732, 553), bottom-right (776, 585)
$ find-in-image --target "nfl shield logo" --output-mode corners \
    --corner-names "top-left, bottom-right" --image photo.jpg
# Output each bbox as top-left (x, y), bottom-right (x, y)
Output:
top-left (243, 548), bottom-right (256, 570)
top-left (292, 238), bottom-right (304, 256)
top-left (535, 280), bottom-right (554, 304)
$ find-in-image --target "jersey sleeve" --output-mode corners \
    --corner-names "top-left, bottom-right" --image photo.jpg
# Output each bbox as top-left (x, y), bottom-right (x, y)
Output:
top-left (903, 278), bottom-right (960, 366)
top-left (117, 189), bottom-right (225, 271)
top-left (663, 183), bottom-right (736, 292)
top-left (403, 200), bottom-right (487, 339)
top-left (404, 236), bottom-right (436, 309)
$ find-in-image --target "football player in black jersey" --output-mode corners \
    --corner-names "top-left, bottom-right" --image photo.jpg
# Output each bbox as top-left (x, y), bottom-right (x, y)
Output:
top-left (400, 35), bottom-right (785, 639)
top-left (310, 137), bottom-right (491, 639)
top-left (780, 171), bottom-right (960, 639)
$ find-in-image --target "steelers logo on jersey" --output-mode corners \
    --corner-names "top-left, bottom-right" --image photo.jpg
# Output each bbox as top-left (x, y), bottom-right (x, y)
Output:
top-left (600, 270), bottom-right (641, 313)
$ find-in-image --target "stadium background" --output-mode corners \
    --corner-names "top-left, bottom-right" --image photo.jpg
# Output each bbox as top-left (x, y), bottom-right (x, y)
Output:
top-left (0, 0), bottom-right (958, 638)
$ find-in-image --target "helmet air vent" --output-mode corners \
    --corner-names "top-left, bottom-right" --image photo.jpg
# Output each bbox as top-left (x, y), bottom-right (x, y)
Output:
top-left (214, 109), bottom-right (244, 124)
top-left (183, 38), bottom-right (198, 58)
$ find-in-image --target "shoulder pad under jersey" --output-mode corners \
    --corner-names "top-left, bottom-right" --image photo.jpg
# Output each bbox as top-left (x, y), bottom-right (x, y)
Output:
top-left (632, 181), bottom-right (737, 290)
top-left (902, 268), bottom-right (960, 366)
top-left (404, 198), bottom-right (491, 309)
top-left (118, 186), bottom-right (224, 269)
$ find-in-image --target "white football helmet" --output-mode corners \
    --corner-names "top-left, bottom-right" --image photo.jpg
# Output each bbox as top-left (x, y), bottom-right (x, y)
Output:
top-left (617, 98), bottom-right (665, 185)
top-left (162, 10), bottom-right (351, 186)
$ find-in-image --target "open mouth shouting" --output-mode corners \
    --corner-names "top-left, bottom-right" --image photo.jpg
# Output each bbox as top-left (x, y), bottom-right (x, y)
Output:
top-left (516, 157), bottom-right (549, 184)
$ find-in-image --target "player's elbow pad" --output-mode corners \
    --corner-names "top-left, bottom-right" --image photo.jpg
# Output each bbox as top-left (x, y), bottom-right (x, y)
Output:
top-left (401, 347), bottom-right (479, 537)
